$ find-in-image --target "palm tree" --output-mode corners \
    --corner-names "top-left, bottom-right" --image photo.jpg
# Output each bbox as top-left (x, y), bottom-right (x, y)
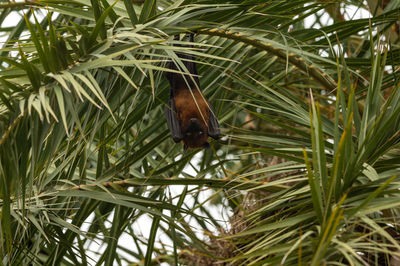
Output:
top-left (0, 0), bottom-right (399, 265)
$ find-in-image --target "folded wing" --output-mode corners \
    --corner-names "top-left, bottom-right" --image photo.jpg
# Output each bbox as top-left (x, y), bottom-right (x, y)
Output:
top-left (165, 97), bottom-right (183, 142)
top-left (207, 102), bottom-right (220, 140)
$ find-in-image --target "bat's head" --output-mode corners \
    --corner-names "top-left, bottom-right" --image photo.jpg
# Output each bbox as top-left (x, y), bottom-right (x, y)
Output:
top-left (182, 118), bottom-right (209, 149)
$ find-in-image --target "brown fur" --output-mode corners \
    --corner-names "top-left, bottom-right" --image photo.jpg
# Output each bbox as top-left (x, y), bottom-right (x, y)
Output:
top-left (174, 87), bottom-right (210, 148)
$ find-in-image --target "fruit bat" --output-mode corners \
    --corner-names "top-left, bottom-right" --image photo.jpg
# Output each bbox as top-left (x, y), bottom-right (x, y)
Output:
top-left (165, 34), bottom-right (220, 151)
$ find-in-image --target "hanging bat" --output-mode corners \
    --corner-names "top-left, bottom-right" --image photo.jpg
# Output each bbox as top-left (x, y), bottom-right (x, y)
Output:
top-left (165, 34), bottom-right (220, 151)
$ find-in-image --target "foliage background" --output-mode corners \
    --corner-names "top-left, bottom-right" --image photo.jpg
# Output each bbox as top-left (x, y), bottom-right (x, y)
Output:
top-left (0, 0), bottom-right (400, 265)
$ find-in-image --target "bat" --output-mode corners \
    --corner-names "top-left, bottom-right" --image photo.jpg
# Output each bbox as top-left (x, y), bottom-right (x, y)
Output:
top-left (165, 34), bottom-right (220, 151)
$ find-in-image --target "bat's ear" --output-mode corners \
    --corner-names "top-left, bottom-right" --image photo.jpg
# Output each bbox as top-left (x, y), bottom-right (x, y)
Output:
top-left (203, 142), bottom-right (210, 150)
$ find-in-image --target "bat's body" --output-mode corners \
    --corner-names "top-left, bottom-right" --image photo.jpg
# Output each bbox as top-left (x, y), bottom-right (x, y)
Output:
top-left (165, 34), bottom-right (220, 150)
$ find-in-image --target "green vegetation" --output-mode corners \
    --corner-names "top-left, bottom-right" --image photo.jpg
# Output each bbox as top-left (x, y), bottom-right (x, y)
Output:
top-left (0, 0), bottom-right (399, 265)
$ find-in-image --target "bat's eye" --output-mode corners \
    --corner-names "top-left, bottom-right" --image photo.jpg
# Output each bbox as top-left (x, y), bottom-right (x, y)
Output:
top-left (199, 131), bottom-right (203, 135)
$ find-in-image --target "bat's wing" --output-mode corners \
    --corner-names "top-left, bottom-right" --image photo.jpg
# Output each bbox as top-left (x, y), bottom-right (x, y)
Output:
top-left (187, 34), bottom-right (199, 81)
top-left (207, 102), bottom-right (220, 140)
top-left (165, 34), bottom-right (199, 89)
top-left (165, 97), bottom-right (183, 142)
